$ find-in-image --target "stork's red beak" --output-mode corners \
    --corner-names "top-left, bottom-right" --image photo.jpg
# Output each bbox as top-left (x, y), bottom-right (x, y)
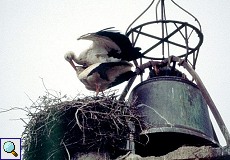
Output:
top-left (68, 60), bottom-right (77, 72)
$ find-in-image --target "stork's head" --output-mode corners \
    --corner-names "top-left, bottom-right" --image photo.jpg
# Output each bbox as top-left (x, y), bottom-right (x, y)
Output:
top-left (64, 51), bottom-right (76, 62)
top-left (64, 51), bottom-right (79, 72)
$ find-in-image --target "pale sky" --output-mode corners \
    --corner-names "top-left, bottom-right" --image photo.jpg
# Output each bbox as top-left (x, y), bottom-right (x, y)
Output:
top-left (0, 0), bottom-right (230, 147)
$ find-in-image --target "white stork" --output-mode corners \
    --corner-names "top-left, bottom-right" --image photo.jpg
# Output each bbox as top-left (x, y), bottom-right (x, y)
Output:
top-left (69, 28), bottom-right (142, 67)
top-left (73, 62), bottom-right (135, 95)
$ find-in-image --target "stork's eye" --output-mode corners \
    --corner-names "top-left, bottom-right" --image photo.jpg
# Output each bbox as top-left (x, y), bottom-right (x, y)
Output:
top-left (83, 63), bottom-right (88, 68)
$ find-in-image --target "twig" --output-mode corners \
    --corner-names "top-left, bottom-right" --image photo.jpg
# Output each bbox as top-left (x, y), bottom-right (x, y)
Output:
top-left (0, 107), bottom-right (28, 113)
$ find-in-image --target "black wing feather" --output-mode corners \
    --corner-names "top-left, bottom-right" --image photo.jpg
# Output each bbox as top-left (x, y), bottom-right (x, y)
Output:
top-left (96, 30), bottom-right (143, 61)
top-left (108, 71), bottom-right (136, 88)
top-left (87, 62), bottom-right (132, 81)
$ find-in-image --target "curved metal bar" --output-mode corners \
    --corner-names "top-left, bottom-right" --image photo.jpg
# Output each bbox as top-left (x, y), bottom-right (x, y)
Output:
top-left (126, 20), bottom-right (203, 60)
top-left (171, 56), bottom-right (230, 146)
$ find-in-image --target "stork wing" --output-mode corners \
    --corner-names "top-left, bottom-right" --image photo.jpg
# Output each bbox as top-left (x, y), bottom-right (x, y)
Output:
top-left (78, 33), bottom-right (121, 53)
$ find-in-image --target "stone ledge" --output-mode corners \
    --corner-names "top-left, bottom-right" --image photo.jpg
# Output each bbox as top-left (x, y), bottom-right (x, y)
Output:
top-left (140, 146), bottom-right (230, 160)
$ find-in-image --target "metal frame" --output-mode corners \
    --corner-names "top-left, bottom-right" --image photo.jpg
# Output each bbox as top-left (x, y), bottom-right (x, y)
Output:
top-left (126, 20), bottom-right (203, 69)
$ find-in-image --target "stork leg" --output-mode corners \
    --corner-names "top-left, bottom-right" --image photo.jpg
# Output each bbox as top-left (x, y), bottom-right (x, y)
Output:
top-left (154, 65), bottom-right (159, 75)
top-left (95, 84), bottom-right (100, 96)
top-left (95, 84), bottom-right (105, 96)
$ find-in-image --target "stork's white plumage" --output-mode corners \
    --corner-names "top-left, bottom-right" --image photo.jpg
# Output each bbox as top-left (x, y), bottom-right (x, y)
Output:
top-left (75, 62), bottom-right (136, 95)
top-left (73, 28), bottom-right (142, 66)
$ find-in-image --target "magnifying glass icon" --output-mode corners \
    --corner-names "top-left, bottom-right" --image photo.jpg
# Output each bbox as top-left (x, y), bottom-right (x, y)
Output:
top-left (3, 141), bottom-right (18, 157)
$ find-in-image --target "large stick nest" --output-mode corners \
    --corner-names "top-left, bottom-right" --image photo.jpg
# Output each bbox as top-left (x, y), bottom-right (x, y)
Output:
top-left (22, 91), bottom-right (142, 160)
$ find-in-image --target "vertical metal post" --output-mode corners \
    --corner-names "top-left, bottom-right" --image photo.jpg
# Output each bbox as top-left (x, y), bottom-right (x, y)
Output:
top-left (184, 25), bottom-right (189, 61)
top-left (126, 121), bottom-right (136, 154)
top-left (161, 0), bottom-right (165, 58)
